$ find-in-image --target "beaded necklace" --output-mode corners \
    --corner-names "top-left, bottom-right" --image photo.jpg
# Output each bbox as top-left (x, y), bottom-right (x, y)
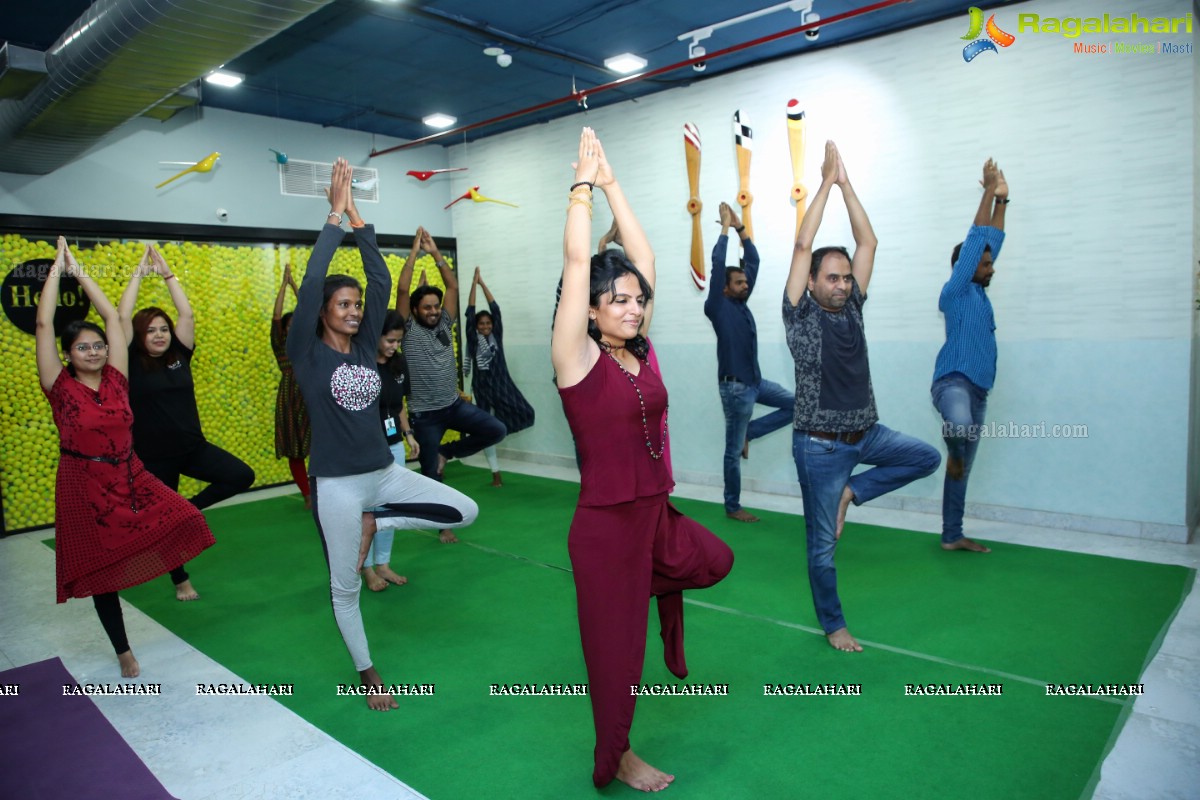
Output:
top-left (605, 351), bottom-right (668, 460)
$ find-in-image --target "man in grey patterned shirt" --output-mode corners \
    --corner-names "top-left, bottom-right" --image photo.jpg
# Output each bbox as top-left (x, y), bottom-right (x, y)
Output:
top-left (784, 141), bottom-right (940, 653)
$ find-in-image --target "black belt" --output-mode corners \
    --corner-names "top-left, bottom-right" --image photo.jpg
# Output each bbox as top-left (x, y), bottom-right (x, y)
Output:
top-left (60, 447), bottom-right (139, 512)
top-left (806, 430), bottom-right (867, 446)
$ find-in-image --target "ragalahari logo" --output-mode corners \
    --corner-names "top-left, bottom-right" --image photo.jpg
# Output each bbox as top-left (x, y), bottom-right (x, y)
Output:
top-left (961, 6), bottom-right (1015, 61)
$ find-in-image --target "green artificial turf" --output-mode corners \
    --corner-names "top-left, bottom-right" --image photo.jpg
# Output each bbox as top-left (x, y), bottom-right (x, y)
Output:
top-left (108, 464), bottom-right (1192, 799)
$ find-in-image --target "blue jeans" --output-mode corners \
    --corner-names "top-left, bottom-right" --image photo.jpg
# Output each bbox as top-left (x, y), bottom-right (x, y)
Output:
top-left (792, 423), bottom-right (940, 633)
top-left (718, 378), bottom-right (793, 513)
top-left (410, 397), bottom-right (507, 480)
top-left (931, 373), bottom-right (989, 544)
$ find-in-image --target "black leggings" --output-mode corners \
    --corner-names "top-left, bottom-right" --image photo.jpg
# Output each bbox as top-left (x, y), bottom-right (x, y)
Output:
top-left (141, 440), bottom-right (255, 511)
top-left (92, 566), bottom-right (187, 655)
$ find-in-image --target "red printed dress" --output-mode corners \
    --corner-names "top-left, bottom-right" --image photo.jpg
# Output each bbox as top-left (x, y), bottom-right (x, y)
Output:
top-left (43, 365), bottom-right (215, 603)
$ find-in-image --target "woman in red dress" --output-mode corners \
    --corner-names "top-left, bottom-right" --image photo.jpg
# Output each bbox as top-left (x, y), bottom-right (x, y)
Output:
top-left (36, 237), bottom-right (215, 677)
top-left (552, 128), bottom-right (734, 791)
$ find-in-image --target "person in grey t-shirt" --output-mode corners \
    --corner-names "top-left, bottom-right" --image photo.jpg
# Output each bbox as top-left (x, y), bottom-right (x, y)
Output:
top-left (396, 228), bottom-right (506, 543)
top-left (784, 141), bottom-right (940, 654)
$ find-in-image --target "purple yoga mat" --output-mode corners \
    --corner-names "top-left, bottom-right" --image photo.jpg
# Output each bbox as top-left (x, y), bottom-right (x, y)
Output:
top-left (0, 657), bottom-right (178, 800)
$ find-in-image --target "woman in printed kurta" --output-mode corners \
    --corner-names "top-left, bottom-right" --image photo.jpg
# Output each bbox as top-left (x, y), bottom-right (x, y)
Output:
top-left (272, 262), bottom-right (312, 506)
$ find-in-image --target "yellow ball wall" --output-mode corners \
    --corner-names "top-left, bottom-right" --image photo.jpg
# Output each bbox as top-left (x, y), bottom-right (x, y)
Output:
top-left (0, 233), bottom-right (454, 532)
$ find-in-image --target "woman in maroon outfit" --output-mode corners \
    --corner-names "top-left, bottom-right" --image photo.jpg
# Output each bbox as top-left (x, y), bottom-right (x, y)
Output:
top-left (552, 128), bottom-right (734, 792)
top-left (36, 238), bottom-right (215, 677)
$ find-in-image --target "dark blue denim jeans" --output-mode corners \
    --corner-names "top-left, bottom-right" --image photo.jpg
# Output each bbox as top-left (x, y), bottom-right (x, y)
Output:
top-left (931, 372), bottom-right (989, 543)
top-left (717, 378), bottom-right (793, 513)
top-left (410, 397), bottom-right (506, 480)
top-left (793, 423), bottom-right (940, 633)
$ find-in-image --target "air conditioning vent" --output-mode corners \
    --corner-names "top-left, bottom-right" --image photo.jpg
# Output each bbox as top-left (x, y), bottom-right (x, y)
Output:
top-left (279, 159), bottom-right (379, 202)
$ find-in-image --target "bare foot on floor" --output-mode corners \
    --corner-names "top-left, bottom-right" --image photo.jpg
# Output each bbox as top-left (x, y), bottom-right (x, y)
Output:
top-left (726, 509), bottom-right (759, 523)
top-left (491, 471), bottom-right (503, 487)
top-left (175, 580), bottom-right (199, 601)
top-left (439, 529), bottom-right (458, 544)
top-left (362, 566), bottom-right (387, 592)
top-left (374, 564), bottom-right (408, 586)
top-left (942, 537), bottom-right (991, 553)
top-left (360, 666), bottom-right (399, 712)
top-left (117, 650), bottom-right (140, 678)
top-left (835, 485), bottom-right (855, 540)
top-left (826, 628), bottom-right (863, 653)
top-left (946, 455), bottom-right (964, 481)
top-left (616, 749), bottom-right (674, 792)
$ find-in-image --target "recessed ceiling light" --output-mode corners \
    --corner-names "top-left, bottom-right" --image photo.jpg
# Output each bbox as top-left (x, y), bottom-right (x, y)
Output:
top-left (422, 113), bottom-right (457, 129)
top-left (604, 53), bottom-right (647, 73)
top-left (204, 69), bottom-right (244, 88)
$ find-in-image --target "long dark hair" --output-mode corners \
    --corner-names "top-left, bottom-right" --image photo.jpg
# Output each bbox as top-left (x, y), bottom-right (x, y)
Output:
top-left (588, 249), bottom-right (652, 359)
top-left (61, 321), bottom-right (107, 377)
top-left (378, 309), bottom-right (407, 377)
top-left (131, 307), bottom-right (181, 372)
top-left (317, 274), bottom-right (363, 337)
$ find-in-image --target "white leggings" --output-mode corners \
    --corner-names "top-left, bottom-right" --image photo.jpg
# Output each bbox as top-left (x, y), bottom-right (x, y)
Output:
top-left (312, 462), bottom-right (478, 671)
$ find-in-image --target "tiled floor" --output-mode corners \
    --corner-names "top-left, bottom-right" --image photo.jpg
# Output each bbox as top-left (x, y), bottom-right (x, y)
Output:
top-left (2, 459), bottom-right (1196, 799)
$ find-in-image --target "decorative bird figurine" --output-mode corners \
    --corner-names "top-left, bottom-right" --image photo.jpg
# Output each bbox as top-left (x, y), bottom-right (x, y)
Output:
top-left (444, 186), bottom-right (517, 210)
top-left (156, 151), bottom-right (220, 189)
top-left (407, 167), bottom-right (468, 181)
top-left (468, 187), bottom-right (517, 207)
top-left (269, 148), bottom-right (288, 164)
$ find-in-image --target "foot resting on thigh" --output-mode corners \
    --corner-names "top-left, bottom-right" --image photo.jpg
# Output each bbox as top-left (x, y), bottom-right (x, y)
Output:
top-left (616, 749), bottom-right (675, 792)
top-left (835, 485), bottom-right (855, 540)
top-left (946, 455), bottom-right (965, 481)
top-left (727, 508), bottom-right (759, 523)
top-left (491, 471), bottom-right (503, 487)
top-left (374, 564), bottom-right (408, 586)
top-left (362, 566), bottom-right (387, 592)
top-left (359, 666), bottom-right (399, 712)
top-left (437, 453), bottom-right (448, 478)
top-left (741, 438), bottom-right (750, 460)
top-left (303, 494), bottom-right (312, 510)
top-left (117, 649), bottom-right (140, 678)
top-left (174, 579), bottom-right (200, 602)
top-left (942, 537), bottom-right (991, 553)
top-left (826, 627), bottom-right (863, 653)
top-left (357, 513), bottom-right (377, 571)
top-left (439, 528), bottom-right (459, 544)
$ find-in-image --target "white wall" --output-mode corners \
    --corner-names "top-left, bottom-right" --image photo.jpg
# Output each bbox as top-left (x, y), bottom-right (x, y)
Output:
top-left (447, 0), bottom-right (1196, 540)
top-left (0, 107), bottom-right (454, 235)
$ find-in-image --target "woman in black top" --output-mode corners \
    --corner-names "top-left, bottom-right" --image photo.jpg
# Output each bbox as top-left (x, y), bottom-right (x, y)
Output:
top-left (362, 310), bottom-right (419, 591)
top-left (118, 244), bottom-right (255, 600)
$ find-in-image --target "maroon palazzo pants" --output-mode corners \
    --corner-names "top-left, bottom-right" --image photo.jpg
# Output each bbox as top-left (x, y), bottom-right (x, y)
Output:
top-left (568, 493), bottom-right (734, 787)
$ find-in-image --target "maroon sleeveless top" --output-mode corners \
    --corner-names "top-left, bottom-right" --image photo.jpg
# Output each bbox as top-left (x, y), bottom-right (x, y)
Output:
top-left (559, 341), bottom-right (673, 507)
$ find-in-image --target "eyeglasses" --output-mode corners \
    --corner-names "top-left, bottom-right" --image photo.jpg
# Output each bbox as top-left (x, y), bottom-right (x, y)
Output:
top-left (73, 343), bottom-right (109, 353)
